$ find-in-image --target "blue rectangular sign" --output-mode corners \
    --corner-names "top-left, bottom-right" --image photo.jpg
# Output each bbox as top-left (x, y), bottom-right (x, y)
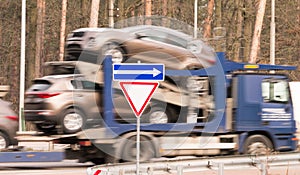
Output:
top-left (113, 63), bottom-right (164, 81)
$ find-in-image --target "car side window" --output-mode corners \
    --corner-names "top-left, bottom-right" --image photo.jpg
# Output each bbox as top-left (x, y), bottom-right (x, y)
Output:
top-left (82, 81), bottom-right (97, 90)
top-left (71, 80), bottom-right (81, 89)
top-left (28, 80), bottom-right (51, 92)
top-left (137, 29), bottom-right (186, 48)
top-left (72, 79), bottom-right (102, 91)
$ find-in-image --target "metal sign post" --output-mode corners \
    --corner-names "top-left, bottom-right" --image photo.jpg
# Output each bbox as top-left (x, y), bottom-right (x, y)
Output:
top-left (19, 0), bottom-right (26, 132)
top-left (136, 116), bottom-right (140, 175)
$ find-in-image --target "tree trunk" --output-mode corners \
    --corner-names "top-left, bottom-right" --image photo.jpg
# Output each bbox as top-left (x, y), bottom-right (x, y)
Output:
top-left (81, 0), bottom-right (90, 26)
top-left (90, 0), bottom-right (100, 27)
top-left (203, 0), bottom-right (214, 39)
top-left (35, 0), bottom-right (45, 77)
top-left (145, 0), bottom-right (152, 25)
top-left (214, 0), bottom-right (223, 51)
top-left (0, 17), bottom-right (2, 63)
top-left (243, 0), bottom-right (254, 63)
top-left (249, 0), bottom-right (266, 63)
top-left (59, 0), bottom-right (67, 61)
top-left (108, 0), bottom-right (113, 27)
top-left (162, 0), bottom-right (168, 27)
top-left (233, 0), bottom-right (244, 62)
top-left (118, 0), bottom-right (126, 27)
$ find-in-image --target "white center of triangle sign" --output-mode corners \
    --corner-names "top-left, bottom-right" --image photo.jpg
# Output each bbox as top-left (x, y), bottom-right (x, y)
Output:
top-left (113, 63), bottom-right (165, 117)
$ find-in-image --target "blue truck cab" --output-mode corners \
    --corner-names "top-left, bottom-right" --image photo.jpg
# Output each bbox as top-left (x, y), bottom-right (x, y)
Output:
top-left (232, 73), bottom-right (297, 153)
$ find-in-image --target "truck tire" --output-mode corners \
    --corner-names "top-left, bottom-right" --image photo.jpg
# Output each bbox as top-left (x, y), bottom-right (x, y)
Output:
top-left (0, 131), bottom-right (9, 149)
top-left (61, 108), bottom-right (85, 134)
top-left (121, 135), bottom-right (155, 162)
top-left (243, 135), bottom-right (273, 155)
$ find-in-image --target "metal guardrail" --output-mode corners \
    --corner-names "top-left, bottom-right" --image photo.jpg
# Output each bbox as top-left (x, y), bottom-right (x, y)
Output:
top-left (0, 85), bottom-right (9, 97)
top-left (86, 152), bottom-right (300, 175)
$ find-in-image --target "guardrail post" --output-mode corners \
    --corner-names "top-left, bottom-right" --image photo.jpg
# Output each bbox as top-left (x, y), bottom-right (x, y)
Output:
top-left (218, 163), bottom-right (224, 175)
top-left (260, 163), bottom-right (267, 175)
top-left (147, 167), bottom-right (154, 175)
top-left (119, 169), bottom-right (125, 175)
top-left (177, 165), bottom-right (183, 175)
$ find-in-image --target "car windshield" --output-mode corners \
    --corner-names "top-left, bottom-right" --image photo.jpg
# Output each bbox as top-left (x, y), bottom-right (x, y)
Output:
top-left (44, 64), bottom-right (80, 76)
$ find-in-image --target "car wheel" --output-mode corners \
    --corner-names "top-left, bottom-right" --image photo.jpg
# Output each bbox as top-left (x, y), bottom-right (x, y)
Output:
top-left (102, 42), bottom-right (126, 63)
top-left (121, 135), bottom-right (155, 162)
top-left (0, 132), bottom-right (9, 149)
top-left (145, 106), bottom-right (177, 124)
top-left (243, 135), bottom-right (273, 155)
top-left (61, 108), bottom-right (85, 134)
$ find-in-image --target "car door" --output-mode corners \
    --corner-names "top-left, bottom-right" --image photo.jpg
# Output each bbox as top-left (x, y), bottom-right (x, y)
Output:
top-left (71, 78), bottom-right (102, 123)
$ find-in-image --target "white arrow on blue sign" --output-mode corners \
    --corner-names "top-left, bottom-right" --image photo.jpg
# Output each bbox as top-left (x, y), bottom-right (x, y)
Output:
top-left (113, 63), bottom-right (165, 81)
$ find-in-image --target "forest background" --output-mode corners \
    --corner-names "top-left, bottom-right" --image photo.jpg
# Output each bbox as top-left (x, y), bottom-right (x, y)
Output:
top-left (0, 0), bottom-right (299, 111)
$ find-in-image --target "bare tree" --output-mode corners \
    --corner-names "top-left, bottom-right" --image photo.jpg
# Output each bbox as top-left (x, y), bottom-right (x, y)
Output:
top-left (81, 0), bottom-right (90, 26)
top-left (59, 0), bottom-right (67, 61)
top-left (90, 0), bottom-right (100, 27)
top-left (249, 0), bottom-right (266, 63)
top-left (233, 0), bottom-right (244, 62)
top-left (35, 0), bottom-right (45, 77)
top-left (203, 0), bottom-right (214, 39)
top-left (145, 0), bottom-right (152, 25)
top-left (162, 0), bottom-right (168, 27)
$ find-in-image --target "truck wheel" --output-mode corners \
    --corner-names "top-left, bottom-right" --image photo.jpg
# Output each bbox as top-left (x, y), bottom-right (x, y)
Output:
top-left (61, 108), bottom-right (85, 134)
top-left (0, 132), bottom-right (9, 149)
top-left (145, 106), bottom-right (177, 124)
top-left (121, 136), bottom-right (155, 162)
top-left (243, 135), bottom-right (273, 155)
top-left (102, 43), bottom-right (126, 64)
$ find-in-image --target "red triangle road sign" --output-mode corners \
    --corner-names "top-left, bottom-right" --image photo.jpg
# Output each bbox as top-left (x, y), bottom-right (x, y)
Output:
top-left (119, 82), bottom-right (159, 117)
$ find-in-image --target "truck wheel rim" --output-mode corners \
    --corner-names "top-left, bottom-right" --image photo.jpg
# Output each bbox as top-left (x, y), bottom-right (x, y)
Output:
top-left (105, 49), bottom-right (123, 63)
top-left (63, 113), bottom-right (83, 131)
top-left (247, 142), bottom-right (268, 155)
top-left (149, 111), bottom-right (168, 124)
top-left (0, 136), bottom-right (6, 149)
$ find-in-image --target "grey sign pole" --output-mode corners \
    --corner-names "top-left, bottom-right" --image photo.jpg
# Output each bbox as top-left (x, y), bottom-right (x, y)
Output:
top-left (136, 117), bottom-right (140, 175)
top-left (19, 0), bottom-right (26, 132)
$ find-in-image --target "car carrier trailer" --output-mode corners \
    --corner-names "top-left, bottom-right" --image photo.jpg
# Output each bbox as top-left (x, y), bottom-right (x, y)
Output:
top-left (10, 52), bottom-right (298, 164)
top-left (0, 132), bottom-right (65, 162)
top-left (60, 52), bottom-right (298, 164)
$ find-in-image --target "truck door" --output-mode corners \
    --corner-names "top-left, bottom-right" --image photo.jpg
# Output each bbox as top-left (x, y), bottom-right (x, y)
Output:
top-left (261, 78), bottom-right (292, 122)
top-left (289, 81), bottom-right (300, 133)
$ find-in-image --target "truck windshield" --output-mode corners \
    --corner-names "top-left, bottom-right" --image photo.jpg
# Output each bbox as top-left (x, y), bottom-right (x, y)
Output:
top-left (262, 79), bottom-right (289, 103)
